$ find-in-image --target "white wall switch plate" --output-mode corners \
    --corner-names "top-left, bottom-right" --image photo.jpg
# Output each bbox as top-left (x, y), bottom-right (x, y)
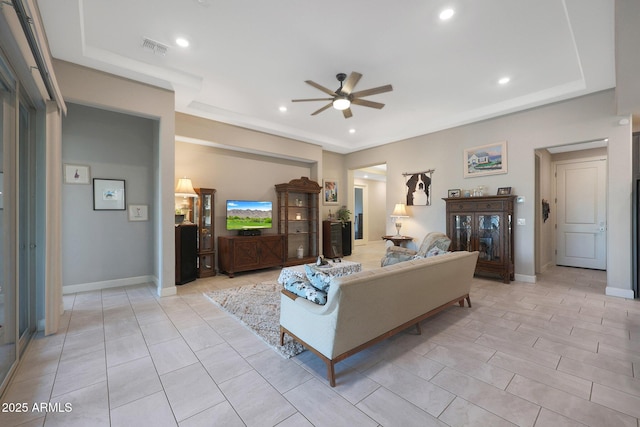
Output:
top-left (517, 218), bottom-right (526, 225)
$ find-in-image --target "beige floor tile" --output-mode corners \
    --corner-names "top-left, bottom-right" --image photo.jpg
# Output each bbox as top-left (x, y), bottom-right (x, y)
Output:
top-left (426, 345), bottom-right (514, 390)
top-left (51, 349), bottom-right (106, 397)
top-left (178, 324), bottom-right (225, 353)
top-left (364, 361), bottom-right (455, 417)
top-left (386, 347), bottom-right (446, 381)
top-left (357, 387), bottom-right (444, 427)
top-left (0, 374), bottom-right (55, 426)
top-left (245, 348), bottom-right (314, 393)
top-left (140, 319), bottom-right (181, 345)
top-left (196, 343), bottom-right (253, 383)
top-left (534, 337), bottom-right (633, 376)
top-left (474, 334), bottom-right (560, 369)
top-left (220, 370), bottom-right (296, 426)
top-left (107, 356), bottom-right (162, 409)
top-left (488, 351), bottom-right (592, 399)
top-left (178, 401), bottom-right (246, 427)
top-left (45, 381), bottom-right (110, 427)
top-left (431, 368), bottom-right (540, 426)
top-left (148, 337), bottom-right (198, 376)
top-left (110, 391), bottom-right (177, 427)
top-left (105, 331), bottom-right (149, 368)
top-left (557, 356), bottom-right (640, 397)
top-left (591, 383), bottom-right (640, 418)
top-left (271, 412), bottom-right (314, 427)
top-left (161, 363), bottom-right (225, 422)
top-left (285, 378), bottom-right (377, 427)
top-left (506, 374), bottom-right (636, 427)
top-left (533, 408), bottom-right (587, 427)
top-left (438, 397), bottom-right (517, 427)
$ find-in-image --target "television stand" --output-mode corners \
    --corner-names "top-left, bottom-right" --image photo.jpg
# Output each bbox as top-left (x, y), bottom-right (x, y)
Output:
top-left (238, 229), bottom-right (262, 236)
top-left (218, 234), bottom-right (285, 277)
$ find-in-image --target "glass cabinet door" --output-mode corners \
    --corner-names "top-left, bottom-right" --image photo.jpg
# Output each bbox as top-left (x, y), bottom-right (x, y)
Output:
top-left (450, 214), bottom-right (472, 251)
top-left (200, 192), bottom-right (213, 251)
top-left (477, 214), bottom-right (501, 262)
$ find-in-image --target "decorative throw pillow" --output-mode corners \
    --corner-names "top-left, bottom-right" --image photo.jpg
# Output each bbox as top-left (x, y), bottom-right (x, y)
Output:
top-left (284, 276), bottom-right (327, 305)
top-left (304, 264), bottom-right (333, 292)
top-left (425, 246), bottom-right (448, 257)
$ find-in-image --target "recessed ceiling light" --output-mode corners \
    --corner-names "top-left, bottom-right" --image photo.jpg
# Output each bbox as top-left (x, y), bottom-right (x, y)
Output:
top-left (439, 8), bottom-right (455, 20)
top-left (176, 37), bottom-right (190, 48)
top-left (279, 106), bottom-right (287, 112)
top-left (498, 76), bottom-right (511, 85)
top-left (349, 129), bottom-right (356, 134)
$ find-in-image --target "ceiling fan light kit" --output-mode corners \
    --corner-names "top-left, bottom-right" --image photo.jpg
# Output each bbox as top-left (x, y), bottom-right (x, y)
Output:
top-left (292, 71), bottom-right (392, 118)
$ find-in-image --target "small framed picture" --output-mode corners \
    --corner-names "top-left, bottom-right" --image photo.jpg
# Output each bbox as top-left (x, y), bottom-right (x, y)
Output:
top-left (128, 204), bottom-right (149, 221)
top-left (447, 189), bottom-right (461, 198)
top-left (497, 187), bottom-right (512, 195)
top-left (64, 164), bottom-right (90, 184)
top-left (323, 179), bottom-right (339, 205)
top-left (93, 178), bottom-right (126, 210)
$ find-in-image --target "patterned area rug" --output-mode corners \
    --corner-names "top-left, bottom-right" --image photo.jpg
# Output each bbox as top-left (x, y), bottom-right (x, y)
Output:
top-left (204, 281), bottom-right (305, 358)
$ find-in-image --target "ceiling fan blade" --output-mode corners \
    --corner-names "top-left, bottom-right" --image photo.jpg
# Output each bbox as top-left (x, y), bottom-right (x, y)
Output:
top-left (351, 84), bottom-right (393, 98)
top-left (342, 108), bottom-right (353, 119)
top-left (305, 80), bottom-right (337, 96)
top-left (291, 97), bottom-right (334, 102)
top-left (340, 72), bottom-right (362, 95)
top-left (351, 98), bottom-right (385, 109)
top-left (311, 103), bottom-right (333, 115)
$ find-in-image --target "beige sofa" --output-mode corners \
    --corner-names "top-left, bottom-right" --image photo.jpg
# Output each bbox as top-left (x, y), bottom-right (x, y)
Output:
top-left (279, 250), bottom-right (479, 386)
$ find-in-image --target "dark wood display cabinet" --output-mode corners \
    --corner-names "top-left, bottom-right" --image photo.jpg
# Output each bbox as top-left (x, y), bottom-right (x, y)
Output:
top-left (175, 223), bottom-right (198, 285)
top-left (275, 177), bottom-right (321, 266)
top-left (192, 188), bottom-right (216, 277)
top-left (218, 234), bottom-right (285, 278)
top-left (443, 195), bottom-right (516, 283)
top-left (322, 221), bottom-right (352, 258)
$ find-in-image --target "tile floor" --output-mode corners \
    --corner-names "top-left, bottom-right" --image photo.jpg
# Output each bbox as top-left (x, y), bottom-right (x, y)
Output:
top-left (1, 242), bottom-right (640, 426)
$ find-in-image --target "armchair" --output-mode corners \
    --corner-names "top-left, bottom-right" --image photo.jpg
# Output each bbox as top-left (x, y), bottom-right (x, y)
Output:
top-left (381, 231), bottom-right (451, 266)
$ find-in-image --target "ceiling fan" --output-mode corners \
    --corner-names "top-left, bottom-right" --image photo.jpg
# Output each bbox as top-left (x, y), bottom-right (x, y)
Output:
top-left (292, 72), bottom-right (393, 118)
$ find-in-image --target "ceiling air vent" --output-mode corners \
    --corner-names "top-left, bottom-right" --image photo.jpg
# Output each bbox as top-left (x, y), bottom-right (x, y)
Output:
top-left (142, 37), bottom-right (168, 56)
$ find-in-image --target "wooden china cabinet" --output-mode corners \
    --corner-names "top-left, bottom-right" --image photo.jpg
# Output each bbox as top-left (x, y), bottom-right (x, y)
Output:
top-left (191, 188), bottom-right (216, 277)
top-left (443, 195), bottom-right (516, 283)
top-left (275, 177), bottom-right (321, 266)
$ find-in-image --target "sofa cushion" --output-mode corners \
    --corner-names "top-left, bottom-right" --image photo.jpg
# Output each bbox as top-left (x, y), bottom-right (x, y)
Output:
top-left (417, 233), bottom-right (451, 257)
top-left (304, 264), bottom-right (334, 292)
top-left (284, 276), bottom-right (327, 305)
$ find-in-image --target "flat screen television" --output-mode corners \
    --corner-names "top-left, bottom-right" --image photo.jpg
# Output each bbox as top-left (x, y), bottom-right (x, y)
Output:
top-left (226, 200), bottom-right (273, 230)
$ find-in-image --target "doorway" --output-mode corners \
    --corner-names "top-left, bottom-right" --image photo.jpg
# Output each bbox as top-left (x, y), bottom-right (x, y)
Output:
top-left (535, 140), bottom-right (608, 275)
top-left (352, 164), bottom-right (387, 246)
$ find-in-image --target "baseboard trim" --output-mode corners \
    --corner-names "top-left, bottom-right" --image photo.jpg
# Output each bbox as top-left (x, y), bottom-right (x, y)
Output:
top-left (514, 273), bottom-right (536, 284)
top-left (63, 275), bottom-right (155, 294)
top-left (605, 286), bottom-right (635, 299)
top-left (158, 285), bottom-right (177, 297)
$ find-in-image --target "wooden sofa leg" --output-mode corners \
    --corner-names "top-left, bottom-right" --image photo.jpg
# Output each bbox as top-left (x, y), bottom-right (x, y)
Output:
top-left (415, 322), bottom-right (422, 335)
top-left (458, 299), bottom-right (464, 307)
top-left (279, 327), bottom-right (285, 346)
top-left (328, 361), bottom-right (336, 387)
top-left (466, 295), bottom-right (472, 308)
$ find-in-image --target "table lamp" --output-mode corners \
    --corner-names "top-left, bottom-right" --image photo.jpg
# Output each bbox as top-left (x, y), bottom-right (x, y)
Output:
top-left (175, 177), bottom-right (198, 222)
top-left (391, 203), bottom-right (409, 236)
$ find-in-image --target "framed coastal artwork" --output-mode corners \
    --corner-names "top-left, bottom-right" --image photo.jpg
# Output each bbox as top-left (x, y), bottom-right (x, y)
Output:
top-left (93, 178), bottom-right (126, 210)
top-left (463, 141), bottom-right (508, 178)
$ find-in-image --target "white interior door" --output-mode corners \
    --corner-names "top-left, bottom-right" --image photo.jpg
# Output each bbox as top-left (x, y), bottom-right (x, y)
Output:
top-left (556, 158), bottom-right (607, 269)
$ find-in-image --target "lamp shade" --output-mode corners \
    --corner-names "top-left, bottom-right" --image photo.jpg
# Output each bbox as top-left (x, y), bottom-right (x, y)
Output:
top-left (391, 203), bottom-right (408, 218)
top-left (175, 177), bottom-right (198, 197)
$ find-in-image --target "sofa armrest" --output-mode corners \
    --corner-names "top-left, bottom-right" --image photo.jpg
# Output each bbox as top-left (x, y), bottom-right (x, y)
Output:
top-left (386, 246), bottom-right (417, 256)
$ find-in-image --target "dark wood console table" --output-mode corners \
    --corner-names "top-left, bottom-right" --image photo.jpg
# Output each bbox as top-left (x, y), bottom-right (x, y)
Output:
top-left (218, 234), bottom-right (285, 277)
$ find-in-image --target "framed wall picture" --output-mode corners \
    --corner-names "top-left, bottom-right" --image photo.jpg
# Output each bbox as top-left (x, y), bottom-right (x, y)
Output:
top-left (497, 187), bottom-right (512, 195)
top-left (463, 141), bottom-right (508, 178)
top-left (128, 204), bottom-right (149, 221)
top-left (93, 178), bottom-right (125, 210)
top-left (63, 164), bottom-right (91, 184)
top-left (323, 179), bottom-right (339, 205)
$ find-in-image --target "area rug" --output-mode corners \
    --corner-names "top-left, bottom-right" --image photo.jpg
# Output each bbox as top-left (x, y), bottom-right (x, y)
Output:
top-left (204, 281), bottom-right (305, 358)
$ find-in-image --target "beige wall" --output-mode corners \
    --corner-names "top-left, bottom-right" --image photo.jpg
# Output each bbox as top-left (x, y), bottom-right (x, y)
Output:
top-left (345, 90), bottom-right (632, 296)
top-left (53, 59), bottom-right (177, 296)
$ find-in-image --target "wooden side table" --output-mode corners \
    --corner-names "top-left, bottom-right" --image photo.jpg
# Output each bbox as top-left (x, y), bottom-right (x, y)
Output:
top-left (382, 235), bottom-right (413, 247)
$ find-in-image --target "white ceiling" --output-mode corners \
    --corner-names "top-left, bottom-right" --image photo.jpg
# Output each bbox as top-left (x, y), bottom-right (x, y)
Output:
top-left (37, 0), bottom-right (615, 154)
